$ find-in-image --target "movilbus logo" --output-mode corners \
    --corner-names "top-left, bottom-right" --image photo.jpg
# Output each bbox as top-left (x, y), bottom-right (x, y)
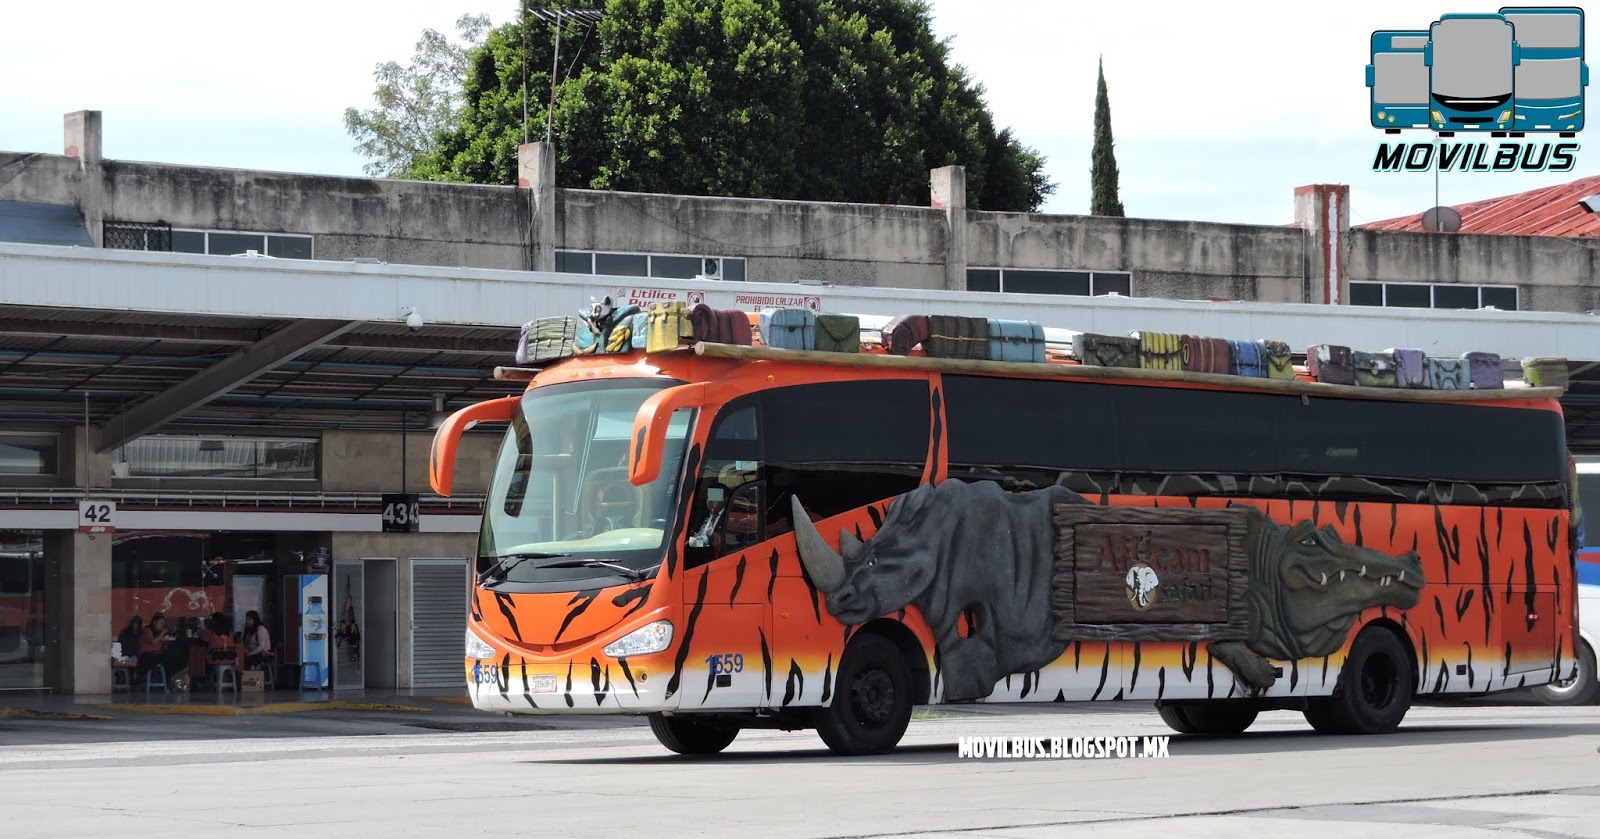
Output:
top-left (1365, 6), bottom-right (1586, 172)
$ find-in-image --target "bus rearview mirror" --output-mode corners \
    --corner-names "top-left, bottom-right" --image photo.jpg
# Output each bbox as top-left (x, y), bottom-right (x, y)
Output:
top-left (629, 384), bottom-right (705, 486)
top-left (430, 396), bottom-right (519, 497)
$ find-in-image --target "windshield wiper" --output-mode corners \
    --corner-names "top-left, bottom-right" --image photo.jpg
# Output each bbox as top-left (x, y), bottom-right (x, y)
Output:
top-left (478, 552), bottom-right (571, 585)
top-left (537, 558), bottom-right (649, 583)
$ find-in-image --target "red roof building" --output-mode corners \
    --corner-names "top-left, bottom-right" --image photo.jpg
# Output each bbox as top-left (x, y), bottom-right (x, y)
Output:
top-left (1358, 176), bottom-right (1600, 238)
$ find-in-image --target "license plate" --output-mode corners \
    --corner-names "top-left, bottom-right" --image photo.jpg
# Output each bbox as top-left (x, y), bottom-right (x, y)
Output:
top-left (530, 674), bottom-right (558, 694)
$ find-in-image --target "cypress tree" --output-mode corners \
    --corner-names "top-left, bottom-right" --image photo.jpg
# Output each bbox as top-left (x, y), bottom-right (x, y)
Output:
top-left (1090, 57), bottom-right (1125, 217)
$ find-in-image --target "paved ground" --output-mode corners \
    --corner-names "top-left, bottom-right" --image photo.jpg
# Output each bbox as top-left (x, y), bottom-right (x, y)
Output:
top-left (1, 700), bottom-right (1596, 838)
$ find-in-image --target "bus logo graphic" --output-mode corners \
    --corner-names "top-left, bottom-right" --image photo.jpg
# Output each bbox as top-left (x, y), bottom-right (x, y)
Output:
top-left (1124, 564), bottom-right (1161, 611)
top-left (1369, 7), bottom-right (1586, 137)
top-left (1368, 7), bottom-right (1585, 172)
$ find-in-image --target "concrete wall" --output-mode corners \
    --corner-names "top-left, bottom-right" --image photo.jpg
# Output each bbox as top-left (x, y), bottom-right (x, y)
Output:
top-left (0, 153), bottom-right (82, 206)
top-left (93, 161), bottom-right (533, 269)
top-left (967, 212), bottom-right (1311, 303)
top-left (1348, 228), bottom-right (1600, 314)
top-left (7, 111), bottom-right (1600, 314)
top-left (320, 429), bottom-right (501, 495)
top-left (557, 189), bottom-right (948, 289)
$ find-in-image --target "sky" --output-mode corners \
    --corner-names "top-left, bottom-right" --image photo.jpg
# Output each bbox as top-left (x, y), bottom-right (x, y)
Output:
top-left (0, 0), bottom-right (1594, 228)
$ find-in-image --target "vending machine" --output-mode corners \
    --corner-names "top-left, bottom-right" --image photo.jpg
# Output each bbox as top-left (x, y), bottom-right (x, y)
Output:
top-left (280, 573), bottom-right (330, 689)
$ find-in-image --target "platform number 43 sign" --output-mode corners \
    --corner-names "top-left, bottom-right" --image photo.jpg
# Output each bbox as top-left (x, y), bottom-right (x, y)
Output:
top-left (79, 499), bottom-right (117, 533)
top-left (382, 493), bottom-right (420, 533)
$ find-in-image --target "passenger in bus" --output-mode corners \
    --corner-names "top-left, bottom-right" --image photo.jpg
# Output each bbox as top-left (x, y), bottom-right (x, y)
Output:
top-left (688, 485), bottom-right (727, 550)
top-left (242, 610), bottom-right (273, 671)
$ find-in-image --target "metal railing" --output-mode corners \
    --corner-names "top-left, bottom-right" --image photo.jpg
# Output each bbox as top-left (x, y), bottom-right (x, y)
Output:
top-left (102, 221), bottom-right (172, 252)
top-left (0, 487), bottom-right (485, 512)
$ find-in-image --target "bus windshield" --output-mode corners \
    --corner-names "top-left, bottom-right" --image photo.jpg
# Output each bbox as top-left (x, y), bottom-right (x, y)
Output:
top-left (478, 379), bottom-right (692, 586)
top-left (1431, 18), bottom-right (1514, 103)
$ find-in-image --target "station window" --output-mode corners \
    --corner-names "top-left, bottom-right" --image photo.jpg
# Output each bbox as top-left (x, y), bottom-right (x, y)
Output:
top-left (103, 222), bottom-right (314, 260)
top-left (965, 267), bottom-right (1133, 297)
top-left (556, 250), bottom-right (747, 282)
top-left (1349, 281), bottom-right (1518, 311)
top-left (113, 435), bottom-right (318, 480)
top-left (0, 434), bottom-right (59, 476)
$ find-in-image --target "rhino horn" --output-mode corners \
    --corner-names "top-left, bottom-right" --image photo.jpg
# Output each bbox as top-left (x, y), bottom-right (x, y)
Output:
top-left (790, 495), bottom-right (845, 591)
top-left (839, 529), bottom-right (865, 560)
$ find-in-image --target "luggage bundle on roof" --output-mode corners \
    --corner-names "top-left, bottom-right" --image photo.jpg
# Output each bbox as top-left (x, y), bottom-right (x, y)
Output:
top-left (509, 301), bottom-right (1569, 393)
top-left (514, 301), bottom-right (868, 363)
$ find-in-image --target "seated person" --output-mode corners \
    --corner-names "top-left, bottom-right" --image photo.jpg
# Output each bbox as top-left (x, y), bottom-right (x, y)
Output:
top-left (115, 615), bottom-right (143, 660)
top-left (136, 612), bottom-right (179, 683)
top-left (687, 485), bottom-right (728, 550)
top-left (242, 610), bottom-right (273, 671)
top-left (202, 612), bottom-right (239, 667)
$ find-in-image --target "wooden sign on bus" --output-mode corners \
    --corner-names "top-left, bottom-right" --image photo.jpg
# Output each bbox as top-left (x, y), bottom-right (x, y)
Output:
top-left (1049, 505), bottom-right (1251, 643)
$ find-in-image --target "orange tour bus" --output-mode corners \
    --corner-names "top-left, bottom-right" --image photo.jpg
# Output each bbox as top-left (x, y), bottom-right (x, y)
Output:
top-left (429, 304), bottom-right (1579, 756)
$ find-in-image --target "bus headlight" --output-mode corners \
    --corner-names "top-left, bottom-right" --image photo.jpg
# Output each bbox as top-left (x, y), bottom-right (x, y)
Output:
top-left (603, 621), bottom-right (673, 657)
top-left (1431, 110), bottom-right (1444, 123)
top-left (466, 627), bottom-right (496, 660)
top-left (1498, 110), bottom-right (1512, 124)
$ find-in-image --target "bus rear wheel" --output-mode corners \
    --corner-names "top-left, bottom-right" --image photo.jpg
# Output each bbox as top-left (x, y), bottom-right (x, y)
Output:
top-left (1534, 639), bottom-right (1598, 706)
top-left (813, 633), bottom-right (913, 756)
top-left (647, 713), bottom-right (739, 755)
top-left (1304, 627), bottom-right (1414, 735)
top-left (1157, 703), bottom-right (1258, 735)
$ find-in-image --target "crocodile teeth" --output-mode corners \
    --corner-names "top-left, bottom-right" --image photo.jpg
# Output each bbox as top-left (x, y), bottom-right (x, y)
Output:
top-left (1381, 576), bottom-right (1393, 586)
top-left (1321, 572), bottom-right (1328, 586)
top-left (1361, 565), bottom-right (1367, 578)
top-left (1339, 570), bottom-right (1346, 582)
top-left (1399, 570), bottom-right (1406, 583)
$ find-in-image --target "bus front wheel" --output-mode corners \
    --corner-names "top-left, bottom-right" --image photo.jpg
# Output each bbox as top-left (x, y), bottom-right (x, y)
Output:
top-left (647, 713), bottom-right (739, 755)
top-left (1304, 627), bottom-right (1414, 735)
top-left (813, 633), bottom-right (913, 756)
top-left (1157, 703), bottom-right (1258, 735)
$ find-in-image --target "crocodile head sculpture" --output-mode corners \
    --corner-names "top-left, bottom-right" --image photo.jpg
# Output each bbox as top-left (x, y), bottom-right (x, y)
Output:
top-left (1210, 511), bottom-right (1425, 692)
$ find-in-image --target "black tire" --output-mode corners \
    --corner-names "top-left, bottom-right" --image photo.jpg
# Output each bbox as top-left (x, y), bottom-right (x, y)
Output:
top-left (1157, 704), bottom-right (1257, 735)
top-left (813, 633), bottom-right (913, 756)
top-left (1303, 627), bottom-right (1415, 735)
top-left (1534, 639), bottom-right (1599, 706)
top-left (647, 713), bottom-right (739, 755)
top-left (1157, 705), bottom-right (1200, 734)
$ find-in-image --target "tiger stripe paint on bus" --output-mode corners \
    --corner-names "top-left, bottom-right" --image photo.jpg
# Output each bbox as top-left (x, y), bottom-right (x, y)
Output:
top-left (450, 350), bottom-right (1576, 726)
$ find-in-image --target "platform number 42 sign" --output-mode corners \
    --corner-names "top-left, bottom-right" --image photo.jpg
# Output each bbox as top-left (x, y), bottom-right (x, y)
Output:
top-left (78, 499), bottom-right (117, 533)
top-left (382, 493), bottom-right (420, 533)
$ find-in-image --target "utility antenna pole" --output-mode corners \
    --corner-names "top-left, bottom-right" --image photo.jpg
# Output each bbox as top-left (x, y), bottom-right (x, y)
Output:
top-left (547, 8), bottom-right (563, 143)
top-left (530, 7), bottom-right (601, 145)
top-left (521, 2), bottom-right (531, 145)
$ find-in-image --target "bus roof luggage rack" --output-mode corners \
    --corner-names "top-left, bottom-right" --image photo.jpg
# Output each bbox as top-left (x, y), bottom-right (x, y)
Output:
top-left (508, 303), bottom-right (1570, 397)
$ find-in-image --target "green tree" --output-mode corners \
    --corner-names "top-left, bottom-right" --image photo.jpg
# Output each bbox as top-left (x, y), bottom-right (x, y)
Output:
top-left (343, 13), bottom-right (492, 178)
top-left (1090, 56), bottom-right (1125, 217)
top-left (407, 0), bottom-right (1055, 211)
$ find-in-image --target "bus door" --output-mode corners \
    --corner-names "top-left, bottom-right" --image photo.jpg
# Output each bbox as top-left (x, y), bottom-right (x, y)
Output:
top-left (677, 393), bottom-right (772, 710)
top-left (1499, 6), bottom-right (1587, 136)
top-left (1368, 30), bottom-right (1432, 132)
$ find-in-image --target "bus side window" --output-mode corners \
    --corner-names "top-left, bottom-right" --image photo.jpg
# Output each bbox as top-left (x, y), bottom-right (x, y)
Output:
top-left (686, 398), bottom-right (762, 569)
top-left (761, 379), bottom-right (929, 520)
